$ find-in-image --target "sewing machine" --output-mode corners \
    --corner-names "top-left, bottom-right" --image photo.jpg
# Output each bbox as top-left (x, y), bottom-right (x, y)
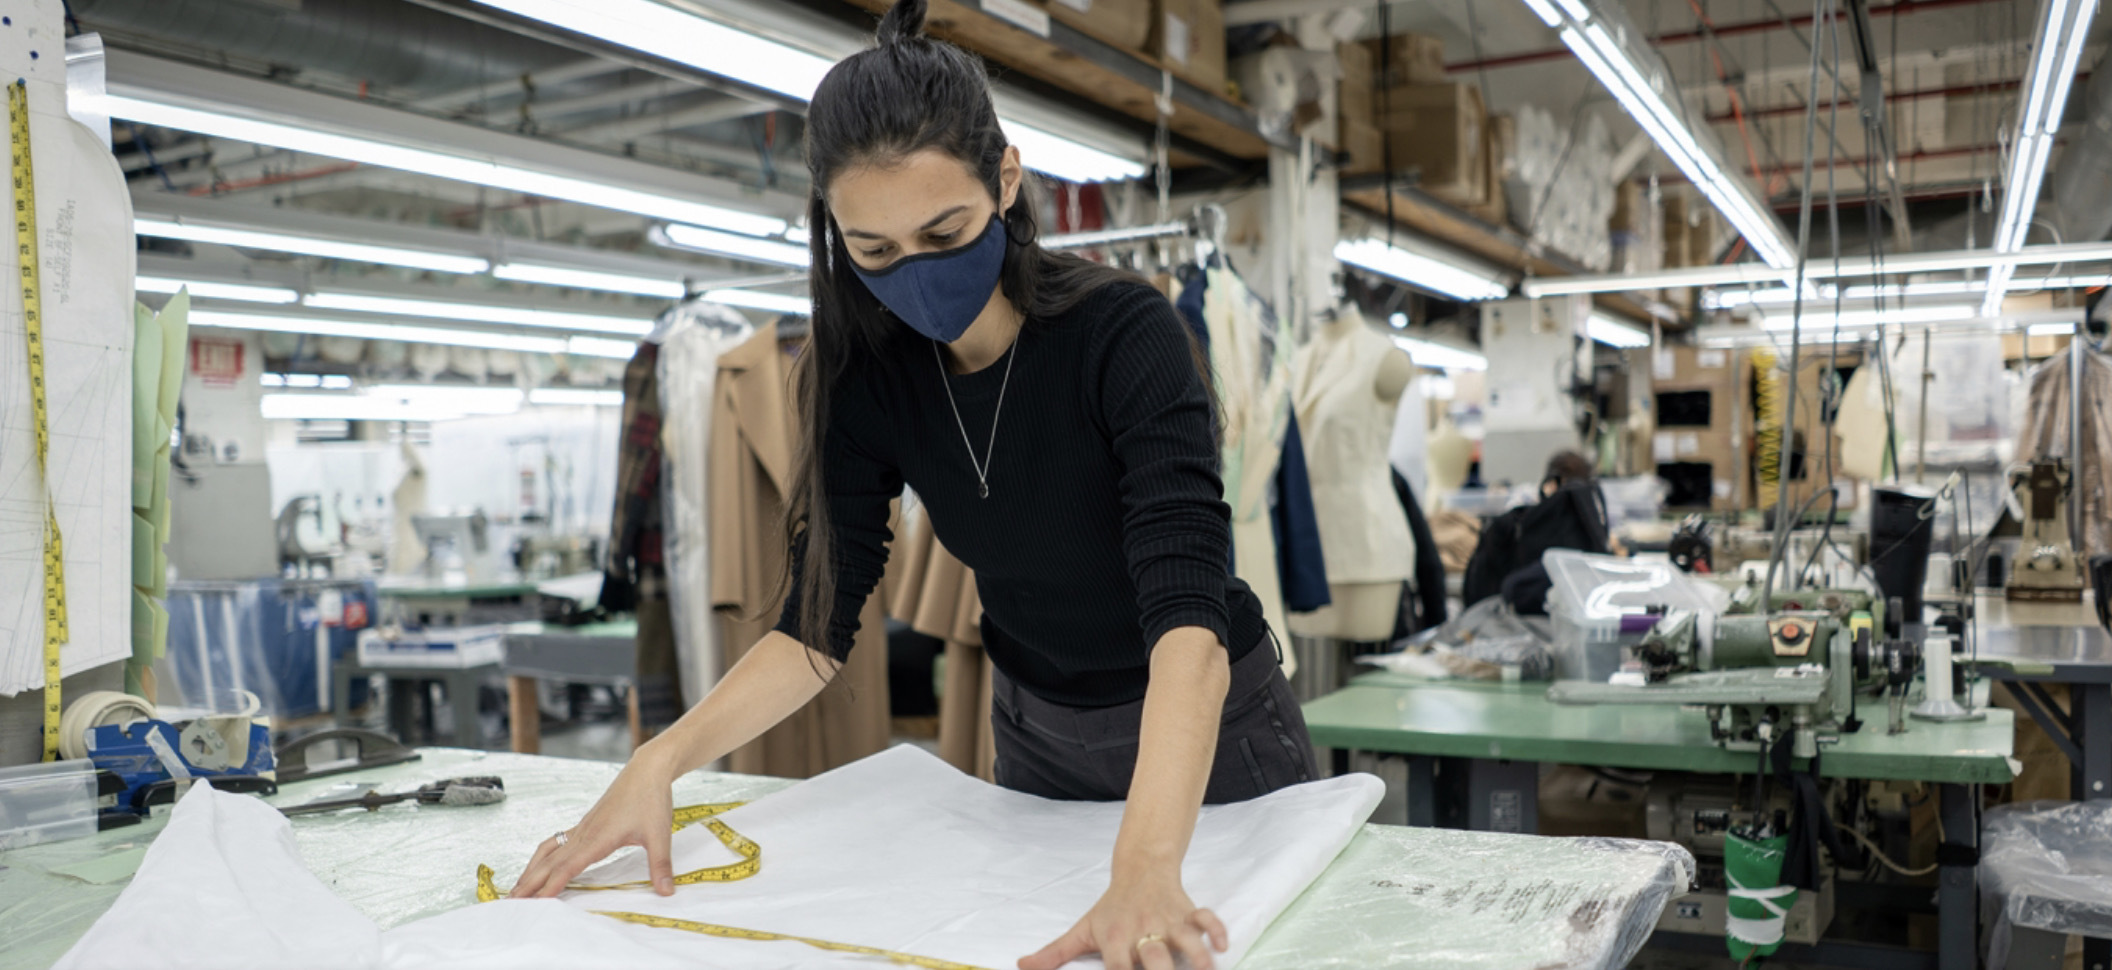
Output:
top-left (1550, 599), bottom-right (1921, 758)
top-left (2007, 459), bottom-right (2088, 603)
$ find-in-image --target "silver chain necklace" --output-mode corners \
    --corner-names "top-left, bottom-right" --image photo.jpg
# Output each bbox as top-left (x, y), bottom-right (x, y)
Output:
top-left (932, 333), bottom-right (1018, 500)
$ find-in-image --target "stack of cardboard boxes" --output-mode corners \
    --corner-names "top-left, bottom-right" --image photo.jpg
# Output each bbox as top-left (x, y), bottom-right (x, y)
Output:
top-left (1650, 345), bottom-right (1751, 512)
top-left (1773, 353), bottom-right (1861, 514)
top-left (1336, 31), bottom-right (1511, 224)
top-left (1038, 0), bottom-right (1227, 94)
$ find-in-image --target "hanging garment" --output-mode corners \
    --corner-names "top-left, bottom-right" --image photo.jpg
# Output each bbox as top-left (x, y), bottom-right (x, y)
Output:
top-left (1271, 412), bottom-right (1331, 613)
top-left (888, 502), bottom-right (996, 781)
top-left (606, 342), bottom-right (683, 729)
top-left (58, 747), bottom-right (1383, 970)
top-left (709, 324), bottom-right (891, 778)
top-left (1288, 316), bottom-right (1416, 588)
top-left (656, 303), bottom-right (754, 714)
top-left (1196, 267), bottom-right (1296, 671)
top-left (1390, 470), bottom-right (1449, 637)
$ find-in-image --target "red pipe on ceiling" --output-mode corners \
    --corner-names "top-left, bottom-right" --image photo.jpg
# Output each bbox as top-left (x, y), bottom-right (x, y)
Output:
top-left (1443, 0), bottom-right (2000, 73)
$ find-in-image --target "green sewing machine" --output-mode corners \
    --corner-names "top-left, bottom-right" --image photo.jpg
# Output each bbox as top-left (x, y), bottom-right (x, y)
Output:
top-left (1549, 590), bottom-right (1921, 758)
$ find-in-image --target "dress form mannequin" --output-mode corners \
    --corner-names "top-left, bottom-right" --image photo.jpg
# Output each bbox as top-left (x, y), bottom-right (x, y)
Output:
top-left (1287, 309), bottom-right (1418, 642)
top-left (1426, 417), bottom-right (1474, 500)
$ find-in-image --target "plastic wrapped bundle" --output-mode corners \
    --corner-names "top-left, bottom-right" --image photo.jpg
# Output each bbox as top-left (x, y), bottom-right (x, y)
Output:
top-left (1980, 800), bottom-right (2112, 964)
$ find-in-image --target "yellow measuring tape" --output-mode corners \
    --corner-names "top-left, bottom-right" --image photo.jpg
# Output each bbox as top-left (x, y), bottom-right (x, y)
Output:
top-left (9, 80), bottom-right (69, 763)
top-left (473, 801), bottom-right (992, 970)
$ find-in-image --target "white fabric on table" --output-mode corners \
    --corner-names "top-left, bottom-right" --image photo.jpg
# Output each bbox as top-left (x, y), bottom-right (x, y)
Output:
top-left (57, 746), bottom-right (1382, 969)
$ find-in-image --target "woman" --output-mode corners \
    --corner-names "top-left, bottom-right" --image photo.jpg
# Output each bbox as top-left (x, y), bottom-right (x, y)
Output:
top-left (509, 4), bottom-right (1316, 968)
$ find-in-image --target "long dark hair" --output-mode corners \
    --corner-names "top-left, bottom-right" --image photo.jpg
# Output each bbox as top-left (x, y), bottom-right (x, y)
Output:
top-left (778, 0), bottom-right (1141, 665)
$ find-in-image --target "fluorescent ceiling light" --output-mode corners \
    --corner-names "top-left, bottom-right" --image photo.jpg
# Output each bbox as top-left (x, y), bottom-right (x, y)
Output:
top-left (1985, 0), bottom-right (2098, 314)
top-left (471, 0), bottom-right (1143, 182)
top-left (136, 275), bottom-right (299, 304)
top-left (1587, 313), bottom-right (1651, 348)
top-left (136, 217), bottom-right (490, 274)
top-left (262, 373), bottom-right (354, 389)
top-left (1000, 119), bottom-right (1148, 183)
top-left (304, 292), bottom-right (655, 336)
top-left (2029, 322), bottom-right (2078, 337)
top-left (529, 388), bottom-right (625, 406)
top-left (369, 384), bottom-right (526, 414)
top-left (654, 223), bottom-right (810, 268)
top-left (1550, 0), bottom-right (1592, 23)
top-left (494, 262), bottom-right (686, 299)
top-left (102, 96), bottom-right (787, 237)
top-left (467, 0), bottom-right (833, 101)
top-left (1521, 0), bottom-right (1566, 26)
top-left (1392, 335), bottom-right (1489, 371)
top-left (567, 335), bottom-right (642, 359)
top-left (2019, 273), bottom-right (2112, 289)
top-left (192, 310), bottom-right (572, 354)
top-left (1840, 281), bottom-right (1988, 300)
top-left (1335, 238), bottom-right (1510, 301)
top-left (1760, 305), bottom-right (1976, 331)
top-left (703, 288), bottom-right (811, 316)
top-left (263, 388), bottom-right (521, 422)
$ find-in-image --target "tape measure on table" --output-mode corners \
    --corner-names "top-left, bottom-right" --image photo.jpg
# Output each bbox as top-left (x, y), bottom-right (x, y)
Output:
top-left (9, 80), bottom-right (70, 763)
top-left (474, 800), bottom-right (993, 970)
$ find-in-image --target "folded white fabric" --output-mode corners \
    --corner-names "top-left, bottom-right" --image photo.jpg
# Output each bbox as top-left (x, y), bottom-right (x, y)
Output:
top-left (58, 746), bottom-right (1383, 969)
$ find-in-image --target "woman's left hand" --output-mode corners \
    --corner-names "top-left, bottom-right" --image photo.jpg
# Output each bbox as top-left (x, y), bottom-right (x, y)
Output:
top-left (1018, 869), bottom-right (1229, 970)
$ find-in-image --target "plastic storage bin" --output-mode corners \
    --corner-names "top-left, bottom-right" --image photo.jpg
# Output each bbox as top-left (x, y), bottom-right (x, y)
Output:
top-left (0, 759), bottom-right (97, 850)
top-left (1544, 549), bottom-right (1728, 682)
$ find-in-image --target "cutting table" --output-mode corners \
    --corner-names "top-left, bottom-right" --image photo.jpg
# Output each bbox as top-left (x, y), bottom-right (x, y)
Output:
top-left (1, 748), bottom-right (1691, 970)
top-left (1303, 672), bottom-right (2016, 970)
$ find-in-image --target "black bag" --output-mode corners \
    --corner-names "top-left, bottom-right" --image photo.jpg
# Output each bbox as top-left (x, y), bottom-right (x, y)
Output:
top-left (1460, 482), bottom-right (1612, 612)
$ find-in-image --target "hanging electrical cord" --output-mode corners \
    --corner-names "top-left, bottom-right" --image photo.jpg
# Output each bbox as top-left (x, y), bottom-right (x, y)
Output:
top-left (1800, 0), bottom-right (1851, 588)
top-left (1761, 0), bottom-right (1838, 605)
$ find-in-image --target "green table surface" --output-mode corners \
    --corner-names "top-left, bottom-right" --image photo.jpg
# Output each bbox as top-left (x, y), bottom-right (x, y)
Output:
top-left (0, 748), bottom-right (1691, 970)
top-left (376, 580), bottom-right (540, 600)
top-left (1303, 674), bottom-right (2016, 785)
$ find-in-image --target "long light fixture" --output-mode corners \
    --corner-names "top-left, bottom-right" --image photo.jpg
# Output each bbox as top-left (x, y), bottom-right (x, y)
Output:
top-left (652, 223), bottom-right (810, 268)
top-left (493, 262), bottom-right (687, 299)
top-left (1587, 312), bottom-right (1651, 348)
top-left (1335, 238), bottom-right (1510, 301)
top-left (136, 217), bottom-right (492, 274)
top-left (190, 309), bottom-right (641, 359)
top-left (529, 388), bottom-right (625, 406)
top-left (2029, 322), bottom-right (2079, 337)
top-left (1528, 240), bottom-right (2112, 296)
top-left (702, 288), bottom-right (810, 316)
top-left (1391, 335), bottom-right (1490, 371)
top-left (1983, 0), bottom-right (2100, 313)
top-left (466, 0), bottom-right (1146, 182)
top-left (136, 275), bottom-right (300, 304)
top-left (1759, 305), bottom-right (1976, 331)
top-left (304, 293), bottom-right (655, 336)
top-left (1524, 0), bottom-right (1792, 268)
top-left (104, 96), bottom-right (787, 237)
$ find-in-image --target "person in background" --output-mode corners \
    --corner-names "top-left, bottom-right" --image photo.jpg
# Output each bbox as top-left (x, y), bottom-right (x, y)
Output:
top-left (507, 4), bottom-right (1313, 969)
top-left (1461, 450), bottom-right (1614, 611)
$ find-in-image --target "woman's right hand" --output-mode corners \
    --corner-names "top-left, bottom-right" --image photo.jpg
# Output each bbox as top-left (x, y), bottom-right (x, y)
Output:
top-left (509, 744), bottom-right (680, 898)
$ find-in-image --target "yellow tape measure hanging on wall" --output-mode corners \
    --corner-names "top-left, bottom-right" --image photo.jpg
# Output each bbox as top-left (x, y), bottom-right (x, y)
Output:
top-left (9, 80), bottom-right (70, 763)
top-left (473, 801), bottom-right (992, 970)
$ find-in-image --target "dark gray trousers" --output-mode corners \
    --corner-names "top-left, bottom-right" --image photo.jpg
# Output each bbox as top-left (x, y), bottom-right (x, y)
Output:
top-left (989, 633), bottom-right (1317, 804)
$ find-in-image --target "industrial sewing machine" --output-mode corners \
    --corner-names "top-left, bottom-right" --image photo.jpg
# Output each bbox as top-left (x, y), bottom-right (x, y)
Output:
top-left (1550, 592), bottom-right (1922, 758)
top-left (2006, 459), bottom-right (2088, 602)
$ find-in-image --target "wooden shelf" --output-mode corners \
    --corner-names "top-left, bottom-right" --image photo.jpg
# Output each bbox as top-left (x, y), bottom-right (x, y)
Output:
top-left (1342, 183), bottom-right (1669, 327)
top-left (837, 0), bottom-right (1279, 162)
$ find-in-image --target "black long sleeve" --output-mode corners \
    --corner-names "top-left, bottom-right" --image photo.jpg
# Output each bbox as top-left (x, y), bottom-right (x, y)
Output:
top-left (775, 279), bottom-right (1264, 705)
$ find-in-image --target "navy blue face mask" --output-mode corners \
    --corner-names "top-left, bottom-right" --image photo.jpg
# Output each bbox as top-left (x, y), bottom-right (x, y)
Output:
top-left (850, 213), bottom-right (1007, 343)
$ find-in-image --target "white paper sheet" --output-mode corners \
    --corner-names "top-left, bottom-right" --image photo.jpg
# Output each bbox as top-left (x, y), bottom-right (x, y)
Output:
top-left (58, 746), bottom-right (1383, 969)
top-left (0, 4), bottom-right (136, 696)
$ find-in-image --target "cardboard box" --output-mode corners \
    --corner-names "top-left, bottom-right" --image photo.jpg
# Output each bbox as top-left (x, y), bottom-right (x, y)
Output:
top-left (1153, 0), bottom-right (1226, 93)
top-left (1661, 194), bottom-right (1691, 267)
top-left (1466, 116), bottom-right (1510, 225)
top-left (1337, 39), bottom-right (1374, 125)
top-left (979, 0), bottom-right (1053, 36)
top-left (1379, 83), bottom-right (1486, 206)
top-left (1650, 345), bottom-right (1741, 387)
top-left (1611, 181), bottom-right (1646, 235)
top-left (1652, 345), bottom-right (1750, 511)
top-left (1049, 0), bottom-right (1153, 52)
top-left (1340, 117), bottom-right (1383, 175)
top-left (1363, 32), bottom-right (1447, 87)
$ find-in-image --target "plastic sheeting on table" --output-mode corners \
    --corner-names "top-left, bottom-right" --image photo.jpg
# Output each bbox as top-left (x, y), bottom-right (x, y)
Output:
top-left (55, 747), bottom-right (1385, 969)
top-left (1980, 800), bottom-right (2112, 962)
top-left (1241, 824), bottom-right (1694, 970)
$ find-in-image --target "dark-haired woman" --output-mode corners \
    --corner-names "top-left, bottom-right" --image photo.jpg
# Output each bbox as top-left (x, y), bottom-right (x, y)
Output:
top-left (510, 4), bottom-right (1315, 967)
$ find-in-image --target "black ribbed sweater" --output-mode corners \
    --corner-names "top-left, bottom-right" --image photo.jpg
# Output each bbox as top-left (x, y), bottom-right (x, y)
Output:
top-left (775, 279), bottom-right (1264, 706)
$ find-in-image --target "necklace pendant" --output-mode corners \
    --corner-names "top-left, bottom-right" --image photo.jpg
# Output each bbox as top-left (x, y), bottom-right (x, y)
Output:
top-left (978, 482), bottom-right (989, 499)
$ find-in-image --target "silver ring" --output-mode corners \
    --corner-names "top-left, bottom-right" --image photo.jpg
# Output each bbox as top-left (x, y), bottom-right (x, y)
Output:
top-left (553, 830), bottom-right (570, 848)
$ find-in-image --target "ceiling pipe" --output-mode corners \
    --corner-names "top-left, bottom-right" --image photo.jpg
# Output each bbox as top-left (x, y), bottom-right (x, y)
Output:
top-left (1443, 0), bottom-right (2000, 73)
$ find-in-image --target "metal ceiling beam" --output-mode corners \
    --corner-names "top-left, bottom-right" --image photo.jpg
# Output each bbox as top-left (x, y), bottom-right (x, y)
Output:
top-left (520, 78), bottom-right (698, 121)
top-left (409, 58), bottom-right (628, 112)
top-left (562, 97), bottom-right (774, 142)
